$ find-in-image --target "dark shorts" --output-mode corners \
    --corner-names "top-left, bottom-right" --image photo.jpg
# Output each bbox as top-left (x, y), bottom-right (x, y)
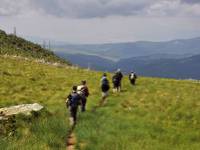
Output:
top-left (113, 81), bottom-right (120, 88)
top-left (101, 84), bottom-right (110, 92)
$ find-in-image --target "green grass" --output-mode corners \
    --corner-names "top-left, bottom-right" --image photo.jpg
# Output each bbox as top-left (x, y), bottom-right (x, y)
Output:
top-left (75, 78), bottom-right (200, 150)
top-left (0, 29), bottom-right (69, 64)
top-left (1, 56), bottom-right (200, 150)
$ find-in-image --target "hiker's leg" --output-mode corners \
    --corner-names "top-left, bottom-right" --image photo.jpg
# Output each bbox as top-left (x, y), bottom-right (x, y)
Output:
top-left (117, 83), bottom-right (120, 92)
top-left (81, 97), bottom-right (86, 112)
top-left (69, 107), bottom-right (74, 126)
top-left (69, 117), bottom-right (73, 126)
top-left (100, 92), bottom-right (107, 105)
top-left (102, 92), bottom-right (108, 104)
top-left (113, 87), bottom-right (116, 93)
top-left (112, 84), bottom-right (114, 92)
top-left (101, 97), bottom-right (106, 105)
top-left (131, 79), bottom-right (135, 85)
top-left (100, 93), bottom-right (105, 105)
top-left (115, 83), bottom-right (118, 92)
top-left (72, 107), bottom-right (78, 125)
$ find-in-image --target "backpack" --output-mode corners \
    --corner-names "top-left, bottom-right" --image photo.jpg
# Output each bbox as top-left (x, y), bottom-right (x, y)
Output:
top-left (81, 86), bottom-right (89, 97)
top-left (130, 73), bottom-right (137, 80)
top-left (77, 85), bottom-right (89, 97)
top-left (102, 78), bottom-right (109, 85)
top-left (112, 75), bottom-right (118, 83)
top-left (66, 92), bottom-right (81, 108)
top-left (101, 78), bottom-right (110, 92)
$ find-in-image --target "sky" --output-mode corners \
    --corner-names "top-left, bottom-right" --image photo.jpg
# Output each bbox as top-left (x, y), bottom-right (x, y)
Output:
top-left (0, 0), bottom-right (200, 44)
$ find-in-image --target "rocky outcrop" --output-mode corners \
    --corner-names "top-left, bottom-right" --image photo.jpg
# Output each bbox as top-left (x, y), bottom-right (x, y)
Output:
top-left (0, 103), bottom-right (44, 117)
top-left (0, 103), bottom-right (44, 136)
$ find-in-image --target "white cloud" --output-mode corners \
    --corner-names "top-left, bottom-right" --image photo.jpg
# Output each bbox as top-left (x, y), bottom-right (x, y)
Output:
top-left (0, 0), bottom-right (200, 18)
top-left (181, 3), bottom-right (200, 17)
top-left (0, 0), bottom-right (200, 43)
top-left (0, 0), bottom-right (32, 16)
top-left (146, 0), bottom-right (180, 16)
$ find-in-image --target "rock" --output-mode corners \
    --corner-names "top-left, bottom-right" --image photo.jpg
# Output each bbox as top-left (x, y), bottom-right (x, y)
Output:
top-left (0, 103), bottom-right (44, 117)
top-left (0, 103), bottom-right (44, 136)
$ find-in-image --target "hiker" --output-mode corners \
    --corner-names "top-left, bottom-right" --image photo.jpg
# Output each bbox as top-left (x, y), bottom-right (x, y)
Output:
top-left (129, 71), bottom-right (137, 85)
top-left (100, 73), bottom-right (110, 105)
top-left (77, 80), bottom-right (89, 112)
top-left (66, 86), bottom-right (82, 126)
top-left (112, 69), bottom-right (123, 92)
top-left (112, 73), bottom-right (119, 92)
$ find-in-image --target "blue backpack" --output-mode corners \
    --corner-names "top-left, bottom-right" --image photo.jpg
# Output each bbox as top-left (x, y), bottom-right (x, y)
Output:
top-left (68, 92), bottom-right (81, 107)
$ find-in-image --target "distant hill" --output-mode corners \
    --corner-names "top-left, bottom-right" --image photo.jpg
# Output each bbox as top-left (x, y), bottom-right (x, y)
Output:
top-left (53, 37), bottom-right (200, 60)
top-left (117, 54), bottom-right (200, 79)
top-left (55, 51), bottom-right (200, 79)
top-left (53, 37), bottom-right (200, 79)
top-left (56, 52), bottom-right (115, 71)
top-left (0, 29), bottom-right (70, 64)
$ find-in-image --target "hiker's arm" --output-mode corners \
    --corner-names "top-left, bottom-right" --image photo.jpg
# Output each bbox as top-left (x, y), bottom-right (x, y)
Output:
top-left (65, 94), bottom-right (71, 108)
top-left (86, 87), bottom-right (89, 96)
top-left (65, 98), bottom-right (69, 108)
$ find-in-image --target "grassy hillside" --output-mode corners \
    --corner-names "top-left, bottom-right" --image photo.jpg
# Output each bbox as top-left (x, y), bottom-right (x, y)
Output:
top-left (0, 29), bottom-right (69, 64)
top-left (1, 56), bottom-right (200, 150)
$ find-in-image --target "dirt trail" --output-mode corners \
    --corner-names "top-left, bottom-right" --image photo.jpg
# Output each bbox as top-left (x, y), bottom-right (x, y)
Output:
top-left (66, 131), bottom-right (76, 150)
top-left (66, 98), bottom-right (105, 149)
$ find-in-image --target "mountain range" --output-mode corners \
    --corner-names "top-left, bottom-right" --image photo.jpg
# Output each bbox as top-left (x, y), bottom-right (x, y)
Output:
top-left (53, 37), bottom-right (200, 60)
top-left (53, 37), bottom-right (200, 79)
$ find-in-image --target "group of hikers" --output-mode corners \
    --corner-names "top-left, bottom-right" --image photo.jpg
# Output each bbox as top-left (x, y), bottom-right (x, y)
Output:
top-left (65, 69), bottom-right (137, 126)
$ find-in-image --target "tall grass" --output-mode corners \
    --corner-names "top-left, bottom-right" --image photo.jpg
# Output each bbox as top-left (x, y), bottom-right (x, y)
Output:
top-left (1, 56), bottom-right (200, 149)
top-left (75, 78), bottom-right (200, 150)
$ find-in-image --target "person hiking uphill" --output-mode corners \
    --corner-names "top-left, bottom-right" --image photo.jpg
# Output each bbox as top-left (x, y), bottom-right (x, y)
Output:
top-left (77, 80), bottom-right (89, 112)
top-left (66, 86), bottom-right (82, 126)
top-left (129, 71), bottom-right (137, 85)
top-left (112, 73), bottom-right (119, 93)
top-left (100, 73), bottom-right (110, 105)
top-left (112, 69), bottom-right (123, 92)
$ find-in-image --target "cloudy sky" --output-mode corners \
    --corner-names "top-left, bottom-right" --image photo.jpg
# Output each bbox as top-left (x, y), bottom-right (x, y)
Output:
top-left (0, 0), bottom-right (200, 43)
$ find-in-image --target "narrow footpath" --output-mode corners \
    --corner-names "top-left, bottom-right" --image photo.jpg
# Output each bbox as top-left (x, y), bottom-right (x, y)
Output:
top-left (66, 130), bottom-right (76, 150)
top-left (66, 98), bottom-right (105, 150)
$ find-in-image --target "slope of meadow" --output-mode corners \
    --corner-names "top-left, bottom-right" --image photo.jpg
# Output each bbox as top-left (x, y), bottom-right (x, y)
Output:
top-left (0, 56), bottom-right (100, 149)
top-left (0, 29), bottom-right (69, 64)
top-left (1, 56), bottom-right (200, 150)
